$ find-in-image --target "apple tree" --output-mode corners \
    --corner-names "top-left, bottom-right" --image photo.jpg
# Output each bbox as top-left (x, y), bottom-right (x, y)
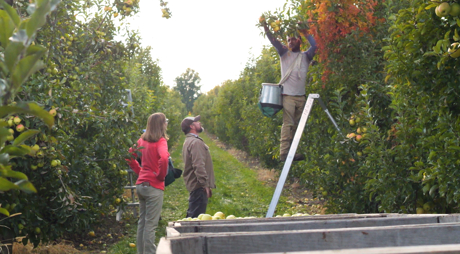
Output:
top-left (0, 0), bottom-right (186, 249)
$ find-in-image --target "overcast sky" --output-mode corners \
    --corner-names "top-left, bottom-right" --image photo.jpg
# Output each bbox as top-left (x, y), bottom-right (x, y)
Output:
top-left (127, 0), bottom-right (285, 93)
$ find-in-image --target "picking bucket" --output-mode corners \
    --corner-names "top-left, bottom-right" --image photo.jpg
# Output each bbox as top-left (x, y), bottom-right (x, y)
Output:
top-left (258, 83), bottom-right (283, 117)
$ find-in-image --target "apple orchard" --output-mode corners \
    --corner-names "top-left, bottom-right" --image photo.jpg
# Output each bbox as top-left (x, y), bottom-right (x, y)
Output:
top-left (2, 0), bottom-right (460, 250)
top-left (194, 0), bottom-right (460, 216)
top-left (0, 0), bottom-right (184, 248)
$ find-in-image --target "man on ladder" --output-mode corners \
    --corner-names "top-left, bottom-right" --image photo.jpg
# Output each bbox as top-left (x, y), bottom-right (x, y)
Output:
top-left (262, 20), bottom-right (317, 161)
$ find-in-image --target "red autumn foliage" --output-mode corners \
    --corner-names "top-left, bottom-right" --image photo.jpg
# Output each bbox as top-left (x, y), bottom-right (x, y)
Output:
top-left (303, 0), bottom-right (380, 82)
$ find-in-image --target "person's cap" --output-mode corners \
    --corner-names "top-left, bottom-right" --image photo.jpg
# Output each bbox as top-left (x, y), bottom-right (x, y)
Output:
top-left (181, 115), bottom-right (201, 133)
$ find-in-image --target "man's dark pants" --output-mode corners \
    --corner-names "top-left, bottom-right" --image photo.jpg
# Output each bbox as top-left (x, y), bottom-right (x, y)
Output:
top-left (187, 188), bottom-right (208, 218)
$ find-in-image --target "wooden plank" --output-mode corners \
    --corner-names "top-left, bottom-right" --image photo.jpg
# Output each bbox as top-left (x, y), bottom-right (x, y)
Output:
top-left (157, 238), bottom-right (172, 254)
top-left (162, 223), bottom-right (460, 254)
top-left (253, 244), bottom-right (460, 254)
top-left (439, 215), bottom-right (460, 223)
top-left (158, 236), bottom-right (206, 254)
top-left (167, 227), bottom-right (180, 237)
top-left (171, 215), bottom-right (449, 234)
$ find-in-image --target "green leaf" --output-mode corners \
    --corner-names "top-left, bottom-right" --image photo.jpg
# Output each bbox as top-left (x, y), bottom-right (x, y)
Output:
top-left (26, 0), bottom-right (51, 38)
top-left (0, 207), bottom-right (9, 217)
top-left (0, 177), bottom-right (17, 191)
top-left (27, 103), bottom-right (54, 127)
top-left (0, 10), bottom-right (15, 48)
top-left (444, 30), bottom-right (451, 40)
top-left (425, 3), bottom-right (437, 10)
top-left (422, 184), bottom-right (431, 194)
top-left (26, 45), bottom-right (46, 56)
top-left (4, 40), bottom-right (25, 74)
top-left (0, 0), bottom-right (20, 27)
top-left (15, 179), bottom-right (37, 193)
top-left (423, 52), bottom-right (438, 57)
top-left (0, 103), bottom-right (54, 127)
top-left (429, 185), bottom-right (438, 196)
top-left (0, 168), bottom-right (28, 180)
top-left (448, 146), bottom-right (460, 151)
top-left (0, 127), bottom-right (9, 145)
top-left (0, 145), bottom-right (30, 156)
top-left (0, 153), bottom-right (9, 165)
top-left (12, 48), bottom-right (46, 89)
top-left (13, 129), bottom-right (39, 146)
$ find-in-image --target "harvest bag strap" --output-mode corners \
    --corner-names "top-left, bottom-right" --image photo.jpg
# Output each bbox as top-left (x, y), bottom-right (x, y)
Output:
top-left (278, 53), bottom-right (303, 87)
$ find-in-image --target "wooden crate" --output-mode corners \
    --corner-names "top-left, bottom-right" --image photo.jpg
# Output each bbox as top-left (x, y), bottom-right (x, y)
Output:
top-left (157, 214), bottom-right (460, 254)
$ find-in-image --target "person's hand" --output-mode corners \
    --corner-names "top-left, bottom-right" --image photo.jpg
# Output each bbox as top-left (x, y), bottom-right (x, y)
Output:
top-left (260, 16), bottom-right (270, 33)
top-left (204, 187), bottom-right (212, 198)
top-left (297, 21), bottom-right (309, 35)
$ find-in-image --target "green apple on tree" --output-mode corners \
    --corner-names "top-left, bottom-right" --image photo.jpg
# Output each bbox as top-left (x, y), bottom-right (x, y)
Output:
top-left (437, 2), bottom-right (451, 17)
top-left (13, 116), bottom-right (21, 124)
top-left (416, 207), bottom-right (425, 214)
top-left (449, 3), bottom-right (460, 16)
top-left (51, 160), bottom-right (58, 167)
top-left (32, 145), bottom-right (40, 152)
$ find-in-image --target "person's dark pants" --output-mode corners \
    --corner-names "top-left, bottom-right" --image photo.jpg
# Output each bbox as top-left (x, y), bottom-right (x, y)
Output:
top-left (187, 188), bottom-right (208, 218)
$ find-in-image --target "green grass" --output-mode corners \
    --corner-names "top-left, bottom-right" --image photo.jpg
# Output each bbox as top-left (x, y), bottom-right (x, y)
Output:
top-left (108, 132), bottom-right (292, 253)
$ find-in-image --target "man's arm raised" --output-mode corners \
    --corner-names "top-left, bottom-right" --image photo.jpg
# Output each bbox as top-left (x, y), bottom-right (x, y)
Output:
top-left (299, 27), bottom-right (317, 61)
top-left (263, 21), bottom-right (288, 56)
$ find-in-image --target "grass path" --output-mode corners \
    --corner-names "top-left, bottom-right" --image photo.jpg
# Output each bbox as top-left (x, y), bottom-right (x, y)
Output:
top-left (109, 132), bottom-right (307, 253)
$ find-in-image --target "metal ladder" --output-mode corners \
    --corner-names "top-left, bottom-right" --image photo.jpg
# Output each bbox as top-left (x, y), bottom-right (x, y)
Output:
top-left (116, 169), bottom-right (139, 221)
top-left (266, 94), bottom-right (344, 218)
top-left (116, 89), bottom-right (138, 221)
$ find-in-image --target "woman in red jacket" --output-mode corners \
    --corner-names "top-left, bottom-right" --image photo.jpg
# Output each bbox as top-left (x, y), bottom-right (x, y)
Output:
top-left (127, 112), bottom-right (169, 254)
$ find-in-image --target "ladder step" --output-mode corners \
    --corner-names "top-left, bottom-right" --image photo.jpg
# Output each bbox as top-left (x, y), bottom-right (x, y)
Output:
top-left (127, 202), bottom-right (139, 206)
top-left (124, 186), bottom-right (136, 189)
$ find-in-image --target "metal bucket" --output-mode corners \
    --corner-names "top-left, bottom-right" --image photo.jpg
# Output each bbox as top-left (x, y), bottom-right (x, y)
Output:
top-left (259, 83), bottom-right (283, 107)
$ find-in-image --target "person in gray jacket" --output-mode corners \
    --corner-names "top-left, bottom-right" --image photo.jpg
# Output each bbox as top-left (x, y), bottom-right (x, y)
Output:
top-left (262, 21), bottom-right (317, 162)
top-left (181, 115), bottom-right (216, 218)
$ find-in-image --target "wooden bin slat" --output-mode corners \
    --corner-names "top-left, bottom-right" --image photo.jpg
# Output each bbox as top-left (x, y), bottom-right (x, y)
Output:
top-left (167, 213), bottom-right (399, 227)
top-left (170, 214), bottom-right (460, 234)
top-left (252, 244), bottom-right (460, 254)
top-left (159, 222), bottom-right (460, 254)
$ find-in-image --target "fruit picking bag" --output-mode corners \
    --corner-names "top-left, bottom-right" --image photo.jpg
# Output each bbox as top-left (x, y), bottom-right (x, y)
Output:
top-left (165, 157), bottom-right (182, 187)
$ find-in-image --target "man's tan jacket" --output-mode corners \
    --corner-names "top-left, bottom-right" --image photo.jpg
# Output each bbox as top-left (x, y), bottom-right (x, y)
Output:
top-left (182, 133), bottom-right (216, 192)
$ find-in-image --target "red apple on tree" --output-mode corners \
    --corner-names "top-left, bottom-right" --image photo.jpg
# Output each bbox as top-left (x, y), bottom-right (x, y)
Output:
top-left (16, 124), bottom-right (25, 132)
top-left (49, 109), bottom-right (57, 116)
